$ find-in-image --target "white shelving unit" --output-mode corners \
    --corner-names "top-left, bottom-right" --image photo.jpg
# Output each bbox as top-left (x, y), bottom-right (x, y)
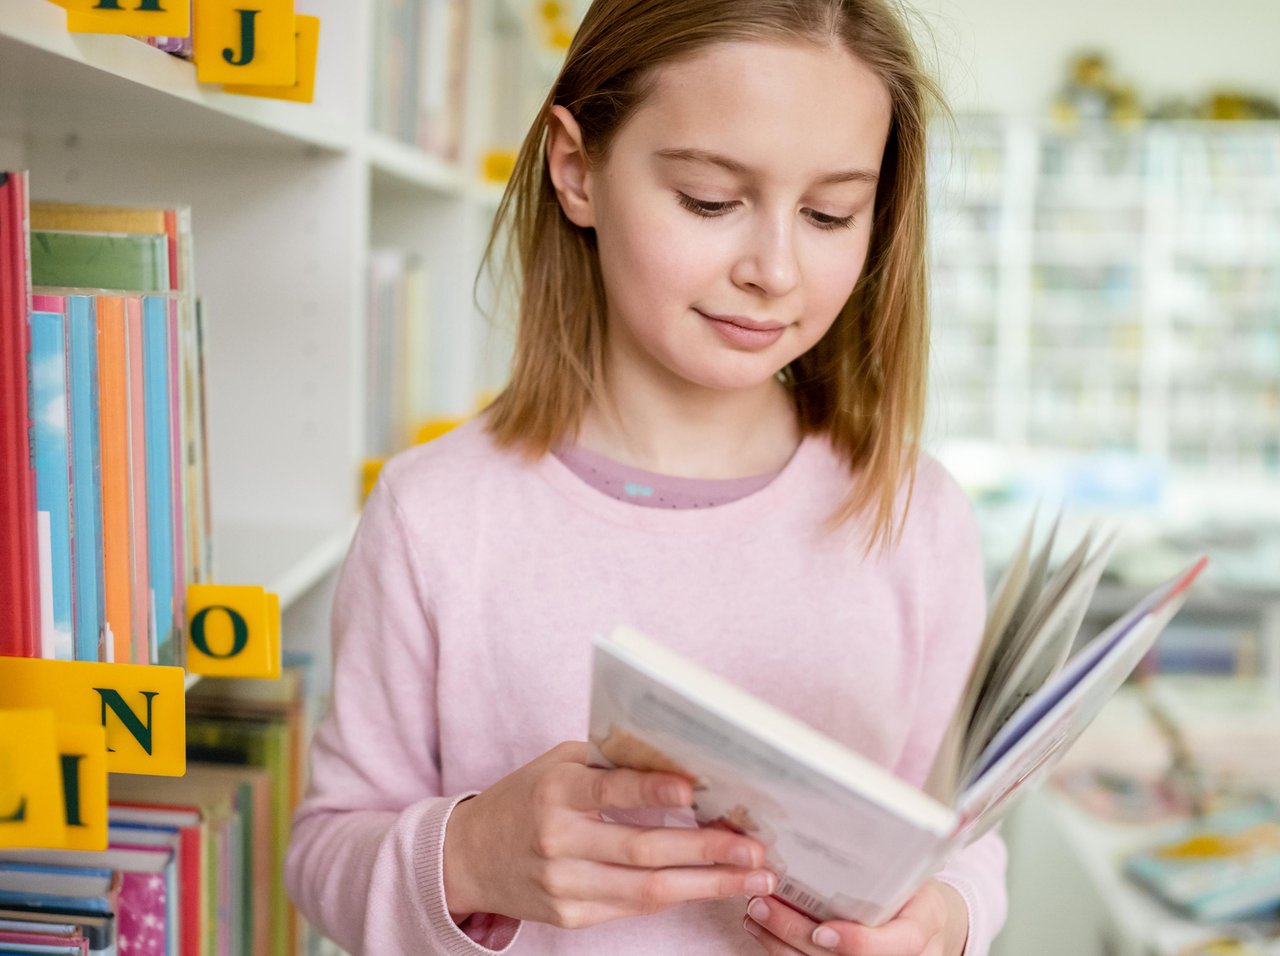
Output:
top-left (927, 117), bottom-right (1280, 474)
top-left (0, 0), bottom-right (561, 669)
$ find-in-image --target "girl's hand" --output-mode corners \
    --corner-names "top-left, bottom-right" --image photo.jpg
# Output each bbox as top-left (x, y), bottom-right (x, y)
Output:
top-left (743, 880), bottom-right (969, 956)
top-left (442, 741), bottom-right (776, 929)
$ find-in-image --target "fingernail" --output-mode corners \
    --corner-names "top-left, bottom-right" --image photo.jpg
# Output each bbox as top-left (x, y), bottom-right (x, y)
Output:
top-left (743, 916), bottom-right (761, 937)
top-left (729, 845), bottom-right (755, 867)
top-left (660, 783), bottom-right (685, 805)
top-left (747, 897), bottom-right (771, 922)
top-left (745, 872), bottom-right (774, 896)
top-left (813, 926), bottom-right (840, 949)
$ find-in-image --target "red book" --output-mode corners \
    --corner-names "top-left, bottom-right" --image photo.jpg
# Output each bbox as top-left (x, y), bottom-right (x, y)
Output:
top-left (0, 170), bottom-right (38, 657)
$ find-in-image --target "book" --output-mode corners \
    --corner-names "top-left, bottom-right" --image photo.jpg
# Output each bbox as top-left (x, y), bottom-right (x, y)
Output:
top-left (28, 307), bottom-right (74, 661)
top-left (29, 231), bottom-right (168, 294)
top-left (95, 295), bottom-right (133, 665)
top-left (124, 296), bottom-right (151, 664)
top-left (141, 294), bottom-right (177, 666)
top-left (64, 295), bottom-right (106, 663)
top-left (587, 519), bottom-right (1206, 927)
top-left (105, 804), bottom-right (201, 956)
top-left (0, 171), bottom-right (39, 658)
top-left (1125, 800), bottom-right (1280, 923)
top-left (0, 909), bottom-right (115, 956)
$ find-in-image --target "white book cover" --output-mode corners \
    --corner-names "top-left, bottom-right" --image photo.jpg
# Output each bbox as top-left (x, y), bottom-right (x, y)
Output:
top-left (588, 555), bottom-right (1206, 926)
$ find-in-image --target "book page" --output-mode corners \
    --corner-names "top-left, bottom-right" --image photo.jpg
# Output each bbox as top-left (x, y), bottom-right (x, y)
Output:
top-left (590, 627), bottom-right (955, 926)
top-left (953, 560), bottom-right (1205, 844)
top-left (960, 526), bottom-right (1098, 772)
top-left (923, 511), bottom-right (1038, 803)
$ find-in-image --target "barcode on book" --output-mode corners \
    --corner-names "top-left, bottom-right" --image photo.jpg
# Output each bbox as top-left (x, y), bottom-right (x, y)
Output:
top-left (776, 876), bottom-right (826, 920)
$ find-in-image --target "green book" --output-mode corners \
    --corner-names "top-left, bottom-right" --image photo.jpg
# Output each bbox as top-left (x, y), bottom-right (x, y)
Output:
top-left (31, 230), bottom-right (169, 292)
top-left (187, 716), bottom-right (291, 956)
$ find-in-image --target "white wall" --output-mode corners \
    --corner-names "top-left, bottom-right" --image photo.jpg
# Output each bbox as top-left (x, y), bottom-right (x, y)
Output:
top-left (914, 0), bottom-right (1280, 117)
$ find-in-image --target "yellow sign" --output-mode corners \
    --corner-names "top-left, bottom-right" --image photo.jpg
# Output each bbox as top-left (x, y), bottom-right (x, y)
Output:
top-left (187, 584), bottom-right (281, 679)
top-left (0, 658), bottom-right (185, 776)
top-left (196, 0), bottom-right (297, 87)
top-left (57, 723), bottom-right (109, 851)
top-left (0, 710), bottom-right (66, 849)
top-left (224, 14), bottom-right (320, 103)
top-left (65, 0), bottom-right (189, 40)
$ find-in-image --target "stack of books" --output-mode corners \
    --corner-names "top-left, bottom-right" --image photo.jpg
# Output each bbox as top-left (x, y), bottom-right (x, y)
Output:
top-left (0, 171), bottom-right (213, 667)
top-left (0, 656), bottom-right (317, 956)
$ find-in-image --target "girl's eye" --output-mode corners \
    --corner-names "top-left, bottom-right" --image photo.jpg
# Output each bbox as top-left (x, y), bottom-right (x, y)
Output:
top-left (808, 210), bottom-right (856, 231)
top-left (675, 192), bottom-right (855, 231)
top-left (676, 192), bottom-right (738, 217)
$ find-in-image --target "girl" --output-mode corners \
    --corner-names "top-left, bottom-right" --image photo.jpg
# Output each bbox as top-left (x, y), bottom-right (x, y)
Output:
top-left (284, 0), bottom-right (1007, 953)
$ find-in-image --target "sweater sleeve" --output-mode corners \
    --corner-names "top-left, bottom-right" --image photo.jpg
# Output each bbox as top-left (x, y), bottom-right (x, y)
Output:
top-left (283, 472), bottom-right (522, 955)
top-left (894, 462), bottom-right (1008, 956)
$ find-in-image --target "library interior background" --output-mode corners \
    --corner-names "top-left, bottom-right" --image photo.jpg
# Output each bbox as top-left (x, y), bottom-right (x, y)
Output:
top-left (1, 0), bottom-right (1279, 954)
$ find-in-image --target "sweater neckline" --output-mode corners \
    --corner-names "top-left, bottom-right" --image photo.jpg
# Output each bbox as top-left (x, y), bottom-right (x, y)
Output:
top-left (532, 430), bottom-right (825, 533)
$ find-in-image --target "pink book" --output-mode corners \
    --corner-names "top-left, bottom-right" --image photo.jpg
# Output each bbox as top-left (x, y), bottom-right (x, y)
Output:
top-left (125, 295), bottom-right (151, 663)
top-left (118, 867), bottom-right (169, 954)
top-left (0, 930), bottom-right (87, 954)
top-left (167, 297), bottom-right (186, 663)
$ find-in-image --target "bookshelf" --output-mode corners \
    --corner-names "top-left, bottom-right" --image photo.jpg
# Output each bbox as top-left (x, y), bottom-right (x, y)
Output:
top-left (0, 0), bottom-right (550, 664)
top-left (927, 117), bottom-right (1280, 474)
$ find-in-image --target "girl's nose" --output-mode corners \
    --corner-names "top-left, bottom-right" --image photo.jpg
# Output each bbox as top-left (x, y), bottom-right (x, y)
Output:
top-left (730, 216), bottom-right (800, 299)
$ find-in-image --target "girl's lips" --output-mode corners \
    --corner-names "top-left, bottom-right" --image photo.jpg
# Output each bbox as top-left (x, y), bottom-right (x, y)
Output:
top-left (696, 310), bottom-right (785, 332)
top-left (697, 310), bottom-right (786, 349)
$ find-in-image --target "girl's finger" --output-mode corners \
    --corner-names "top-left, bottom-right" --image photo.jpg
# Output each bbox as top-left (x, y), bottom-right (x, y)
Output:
top-left (745, 897), bottom-right (825, 954)
top-left (743, 916), bottom-right (806, 954)
top-left (542, 858), bottom-right (778, 912)
top-left (746, 896), bottom-right (936, 955)
top-left (570, 816), bottom-right (768, 870)
top-left (557, 762), bottom-right (694, 812)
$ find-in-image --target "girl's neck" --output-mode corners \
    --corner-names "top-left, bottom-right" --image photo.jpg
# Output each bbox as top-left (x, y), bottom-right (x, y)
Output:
top-left (576, 374), bottom-right (801, 480)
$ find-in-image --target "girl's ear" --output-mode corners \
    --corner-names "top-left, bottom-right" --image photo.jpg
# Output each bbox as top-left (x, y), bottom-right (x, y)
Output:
top-left (545, 104), bottom-right (596, 229)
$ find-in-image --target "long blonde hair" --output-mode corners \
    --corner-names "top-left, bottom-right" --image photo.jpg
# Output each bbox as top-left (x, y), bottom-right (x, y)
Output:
top-left (480, 0), bottom-right (945, 552)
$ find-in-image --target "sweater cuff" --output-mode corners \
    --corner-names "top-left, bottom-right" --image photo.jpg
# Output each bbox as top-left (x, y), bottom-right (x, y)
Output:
top-left (415, 792), bottom-right (522, 954)
top-left (931, 872), bottom-right (982, 956)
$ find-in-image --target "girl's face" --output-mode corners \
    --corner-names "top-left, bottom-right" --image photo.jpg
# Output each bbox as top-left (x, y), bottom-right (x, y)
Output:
top-left (548, 39), bottom-right (893, 397)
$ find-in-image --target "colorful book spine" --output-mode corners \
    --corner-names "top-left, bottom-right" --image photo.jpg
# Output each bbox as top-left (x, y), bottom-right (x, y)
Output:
top-left (0, 171), bottom-right (39, 657)
top-left (30, 230), bottom-right (169, 293)
top-left (166, 297), bottom-right (186, 665)
top-left (66, 294), bottom-right (106, 662)
top-left (125, 296), bottom-right (151, 664)
top-left (142, 295), bottom-right (176, 667)
top-left (29, 305), bottom-right (74, 661)
top-left (96, 295), bottom-right (133, 665)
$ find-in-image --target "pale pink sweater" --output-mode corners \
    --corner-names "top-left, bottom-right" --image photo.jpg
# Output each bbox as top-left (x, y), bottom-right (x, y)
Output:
top-left (284, 416), bottom-right (1007, 955)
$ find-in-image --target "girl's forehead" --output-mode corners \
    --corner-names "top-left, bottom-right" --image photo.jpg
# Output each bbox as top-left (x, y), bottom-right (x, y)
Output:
top-left (618, 39), bottom-right (893, 176)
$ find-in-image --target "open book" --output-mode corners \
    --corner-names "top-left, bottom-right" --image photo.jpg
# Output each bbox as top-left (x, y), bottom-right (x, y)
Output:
top-left (587, 515), bottom-right (1207, 926)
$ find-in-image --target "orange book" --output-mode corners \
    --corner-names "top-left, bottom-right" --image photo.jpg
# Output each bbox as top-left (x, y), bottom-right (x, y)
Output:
top-left (125, 296), bottom-right (151, 664)
top-left (96, 295), bottom-right (132, 665)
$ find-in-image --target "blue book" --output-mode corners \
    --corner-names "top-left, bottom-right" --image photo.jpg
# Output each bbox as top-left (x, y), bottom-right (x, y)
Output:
top-left (1125, 800), bottom-right (1280, 922)
top-left (28, 309), bottom-right (74, 660)
top-left (65, 295), bottom-right (105, 662)
top-left (141, 295), bottom-right (175, 666)
top-left (0, 863), bottom-right (112, 898)
top-left (0, 890), bottom-right (110, 914)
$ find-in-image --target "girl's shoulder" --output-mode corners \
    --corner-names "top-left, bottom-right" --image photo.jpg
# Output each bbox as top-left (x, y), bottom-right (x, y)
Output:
top-left (899, 449), bottom-right (981, 557)
top-left (374, 414), bottom-right (533, 513)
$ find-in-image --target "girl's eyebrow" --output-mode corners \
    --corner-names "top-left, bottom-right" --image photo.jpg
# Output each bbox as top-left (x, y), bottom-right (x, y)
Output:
top-left (654, 147), bottom-right (879, 185)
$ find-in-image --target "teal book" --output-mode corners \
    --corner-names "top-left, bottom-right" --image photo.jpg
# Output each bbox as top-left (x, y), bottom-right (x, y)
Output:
top-left (31, 231), bottom-right (168, 293)
top-left (1125, 800), bottom-right (1280, 922)
top-left (142, 295), bottom-right (176, 666)
top-left (65, 295), bottom-right (106, 662)
top-left (28, 304), bottom-right (74, 660)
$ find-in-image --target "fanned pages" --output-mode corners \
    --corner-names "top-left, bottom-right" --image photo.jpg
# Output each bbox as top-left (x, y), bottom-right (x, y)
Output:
top-left (589, 510), bottom-right (1207, 929)
top-left (962, 525), bottom-right (1095, 765)
top-left (923, 511), bottom-right (1038, 801)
